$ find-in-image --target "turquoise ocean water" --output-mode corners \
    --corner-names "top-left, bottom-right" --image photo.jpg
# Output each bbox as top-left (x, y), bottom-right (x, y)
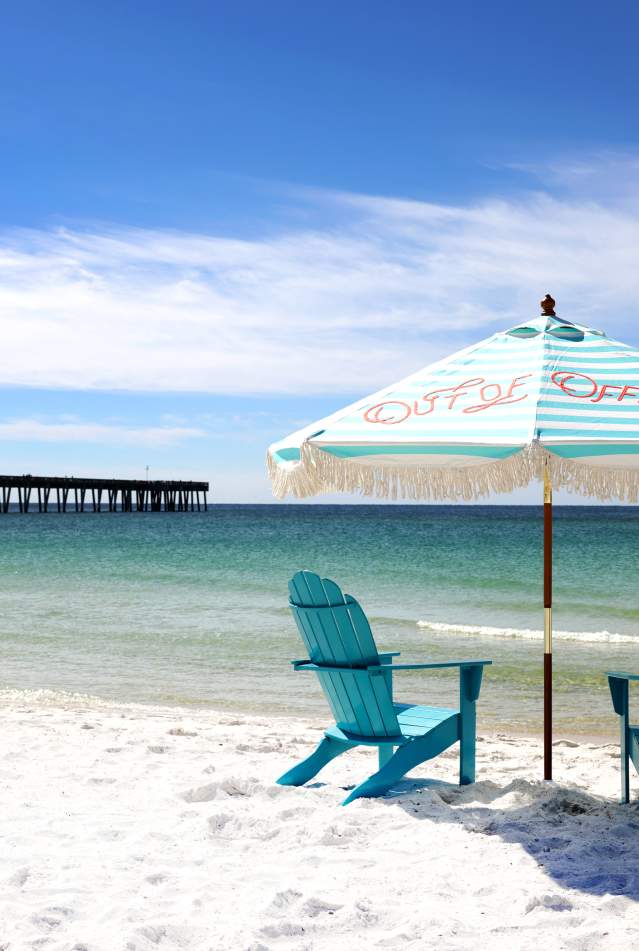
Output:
top-left (1, 504), bottom-right (638, 736)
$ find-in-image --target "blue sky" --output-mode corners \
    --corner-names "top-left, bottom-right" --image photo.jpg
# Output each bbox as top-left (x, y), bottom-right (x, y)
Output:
top-left (1, 1), bottom-right (639, 501)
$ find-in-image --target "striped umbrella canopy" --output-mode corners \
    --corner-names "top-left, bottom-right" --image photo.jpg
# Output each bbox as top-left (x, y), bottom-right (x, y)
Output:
top-left (268, 306), bottom-right (639, 502)
top-left (267, 298), bottom-right (639, 779)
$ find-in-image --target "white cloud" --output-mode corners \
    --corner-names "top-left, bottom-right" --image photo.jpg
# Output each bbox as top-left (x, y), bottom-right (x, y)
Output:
top-left (0, 419), bottom-right (205, 446)
top-left (1, 168), bottom-right (639, 396)
top-left (504, 151), bottom-right (639, 204)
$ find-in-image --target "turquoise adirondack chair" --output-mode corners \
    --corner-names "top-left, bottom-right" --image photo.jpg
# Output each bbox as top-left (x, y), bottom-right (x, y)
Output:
top-left (607, 671), bottom-right (639, 803)
top-left (277, 570), bottom-right (492, 805)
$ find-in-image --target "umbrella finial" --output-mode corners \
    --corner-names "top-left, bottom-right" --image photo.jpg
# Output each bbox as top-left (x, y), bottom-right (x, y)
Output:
top-left (540, 294), bottom-right (556, 317)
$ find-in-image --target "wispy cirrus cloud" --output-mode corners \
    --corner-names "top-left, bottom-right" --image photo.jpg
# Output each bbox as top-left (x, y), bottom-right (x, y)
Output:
top-left (0, 419), bottom-right (205, 446)
top-left (2, 159), bottom-right (639, 396)
top-left (503, 150), bottom-right (639, 203)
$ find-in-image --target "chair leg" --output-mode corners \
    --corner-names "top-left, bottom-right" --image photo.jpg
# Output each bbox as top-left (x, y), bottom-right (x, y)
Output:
top-left (277, 735), bottom-right (356, 787)
top-left (342, 718), bottom-right (458, 806)
top-left (460, 666), bottom-right (481, 785)
top-left (609, 676), bottom-right (631, 804)
top-left (621, 714), bottom-right (630, 805)
top-left (378, 744), bottom-right (394, 768)
top-left (459, 698), bottom-right (476, 785)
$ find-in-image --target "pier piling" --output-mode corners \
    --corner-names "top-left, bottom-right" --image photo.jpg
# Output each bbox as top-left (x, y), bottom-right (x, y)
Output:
top-left (0, 475), bottom-right (209, 514)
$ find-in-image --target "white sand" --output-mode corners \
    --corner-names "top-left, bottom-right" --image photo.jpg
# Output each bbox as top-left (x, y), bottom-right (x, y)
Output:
top-left (2, 692), bottom-right (639, 951)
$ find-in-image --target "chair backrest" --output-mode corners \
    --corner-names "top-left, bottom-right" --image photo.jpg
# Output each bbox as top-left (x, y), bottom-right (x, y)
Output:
top-left (288, 570), bottom-right (400, 739)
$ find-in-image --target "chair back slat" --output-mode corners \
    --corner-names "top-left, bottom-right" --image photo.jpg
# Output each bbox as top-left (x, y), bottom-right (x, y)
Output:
top-left (289, 570), bottom-right (400, 738)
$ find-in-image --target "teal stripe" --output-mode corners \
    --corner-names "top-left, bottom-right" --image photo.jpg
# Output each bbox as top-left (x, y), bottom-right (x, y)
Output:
top-left (545, 444), bottom-right (639, 458)
top-left (319, 444), bottom-right (522, 459)
top-left (272, 447), bottom-right (301, 462)
top-left (544, 354), bottom-right (639, 363)
top-left (537, 413), bottom-right (639, 425)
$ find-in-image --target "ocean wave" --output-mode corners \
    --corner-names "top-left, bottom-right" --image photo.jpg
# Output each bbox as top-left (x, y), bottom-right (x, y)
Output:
top-left (416, 620), bottom-right (638, 644)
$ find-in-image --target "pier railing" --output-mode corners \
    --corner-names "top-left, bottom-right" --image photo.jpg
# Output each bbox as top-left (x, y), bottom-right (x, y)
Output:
top-left (0, 475), bottom-right (209, 513)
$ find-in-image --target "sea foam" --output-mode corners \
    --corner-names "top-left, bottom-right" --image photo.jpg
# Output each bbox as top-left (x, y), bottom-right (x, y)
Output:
top-left (416, 620), bottom-right (638, 644)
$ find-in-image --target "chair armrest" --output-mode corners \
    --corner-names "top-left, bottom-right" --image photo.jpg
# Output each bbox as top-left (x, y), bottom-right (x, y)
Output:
top-left (392, 660), bottom-right (490, 702)
top-left (290, 660), bottom-right (491, 691)
top-left (390, 660), bottom-right (492, 671)
top-left (607, 671), bottom-right (639, 682)
top-left (291, 654), bottom-right (400, 670)
top-left (291, 661), bottom-right (406, 677)
top-left (291, 662), bottom-right (385, 675)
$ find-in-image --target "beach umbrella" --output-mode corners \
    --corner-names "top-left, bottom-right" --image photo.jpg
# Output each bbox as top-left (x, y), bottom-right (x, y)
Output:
top-left (267, 295), bottom-right (639, 780)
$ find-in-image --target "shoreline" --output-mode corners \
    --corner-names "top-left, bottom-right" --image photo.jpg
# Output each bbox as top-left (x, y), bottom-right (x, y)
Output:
top-left (0, 687), bottom-right (619, 745)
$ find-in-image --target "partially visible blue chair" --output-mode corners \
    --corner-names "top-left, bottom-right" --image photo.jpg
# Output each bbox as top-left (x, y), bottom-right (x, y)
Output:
top-left (277, 570), bottom-right (492, 805)
top-left (607, 671), bottom-right (639, 803)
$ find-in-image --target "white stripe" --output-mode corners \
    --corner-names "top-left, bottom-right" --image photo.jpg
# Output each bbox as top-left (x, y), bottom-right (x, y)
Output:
top-left (544, 337), bottom-right (634, 350)
top-left (540, 388), bottom-right (639, 400)
top-left (538, 406), bottom-right (639, 419)
top-left (313, 438), bottom-right (526, 447)
top-left (322, 431), bottom-right (532, 440)
top-left (539, 391), bottom-right (635, 401)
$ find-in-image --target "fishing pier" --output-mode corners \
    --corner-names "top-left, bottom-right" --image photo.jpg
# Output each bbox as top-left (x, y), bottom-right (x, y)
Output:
top-left (0, 475), bottom-right (209, 513)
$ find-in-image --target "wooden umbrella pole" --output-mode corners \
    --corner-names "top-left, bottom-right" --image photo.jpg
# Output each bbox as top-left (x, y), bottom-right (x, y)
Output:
top-left (544, 460), bottom-right (553, 780)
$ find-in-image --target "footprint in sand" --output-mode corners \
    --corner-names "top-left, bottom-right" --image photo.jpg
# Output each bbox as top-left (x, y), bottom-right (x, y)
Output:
top-left (525, 893), bottom-right (573, 913)
top-left (260, 921), bottom-right (306, 939)
top-left (207, 812), bottom-right (234, 834)
top-left (7, 867), bottom-right (30, 887)
top-left (183, 782), bottom-right (220, 802)
top-left (319, 823), bottom-right (363, 846)
top-left (277, 806), bottom-right (314, 821)
top-left (265, 889), bottom-right (302, 915)
top-left (184, 777), bottom-right (262, 801)
top-left (31, 906), bottom-right (75, 931)
top-left (301, 897), bottom-right (342, 918)
top-left (136, 925), bottom-right (167, 944)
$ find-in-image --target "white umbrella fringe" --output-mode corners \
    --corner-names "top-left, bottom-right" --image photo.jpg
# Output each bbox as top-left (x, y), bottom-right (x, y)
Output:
top-left (546, 453), bottom-right (639, 504)
top-left (268, 442), bottom-right (639, 503)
